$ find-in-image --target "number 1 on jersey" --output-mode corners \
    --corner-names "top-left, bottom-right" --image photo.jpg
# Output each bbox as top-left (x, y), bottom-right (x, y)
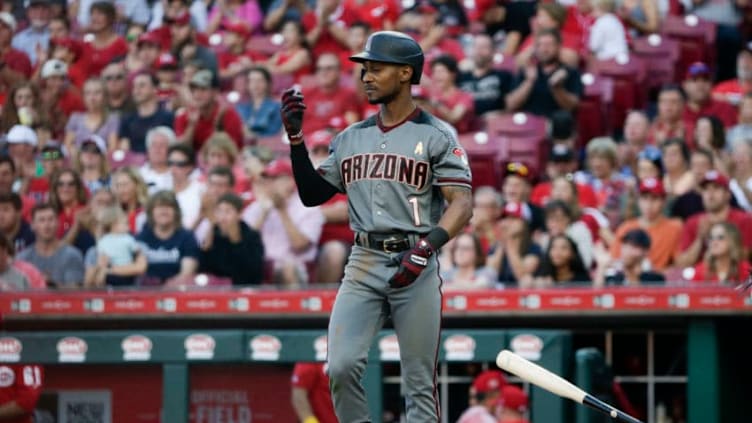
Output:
top-left (408, 197), bottom-right (421, 226)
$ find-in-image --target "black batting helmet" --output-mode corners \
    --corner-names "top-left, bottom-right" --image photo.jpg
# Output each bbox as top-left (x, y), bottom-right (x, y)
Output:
top-left (350, 31), bottom-right (424, 84)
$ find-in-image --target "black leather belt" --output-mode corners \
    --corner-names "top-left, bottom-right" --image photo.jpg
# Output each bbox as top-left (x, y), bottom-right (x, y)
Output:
top-left (355, 232), bottom-right (419, 253)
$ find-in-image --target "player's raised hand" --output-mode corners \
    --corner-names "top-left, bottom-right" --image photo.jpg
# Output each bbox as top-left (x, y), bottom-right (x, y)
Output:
top-left (387, 240), bottom-right (435, 288)
top-left (281, 87), bottom-right (306, 144)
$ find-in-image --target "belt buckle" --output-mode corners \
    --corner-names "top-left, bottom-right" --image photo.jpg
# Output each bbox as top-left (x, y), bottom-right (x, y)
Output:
top-left (382, 236), bottom-right (403, 253)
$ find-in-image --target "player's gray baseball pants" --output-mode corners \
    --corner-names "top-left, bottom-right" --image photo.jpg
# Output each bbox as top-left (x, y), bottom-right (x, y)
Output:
top-left (327, 245), bottom-right (442, 423)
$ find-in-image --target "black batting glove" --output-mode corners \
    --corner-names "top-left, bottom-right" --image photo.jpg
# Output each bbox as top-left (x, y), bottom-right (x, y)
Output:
top-left (281, 88), bottom-right (306, 143)
top-left (387, 239), bottom-right (435, 288)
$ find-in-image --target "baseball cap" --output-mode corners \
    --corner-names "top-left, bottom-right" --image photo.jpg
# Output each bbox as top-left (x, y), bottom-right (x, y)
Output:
top-left (50, 37), bottom-right (83, 60)
top-left (472, 370), bottom-right (507, 395)
top-left (501, 202), bottom-right (525, 220)
top-left (499, 385), bottom-right (529, 413)
top-left (171, 10), bottom-right (192, 26)
top-left (309, 130), bottom-right (334, 150)
top-left (41, 59), bottom-right (68, 78)
top-left (262, 159), bottom-right (293, 178)
top-left (189, 69), bottom-right (215, 88)
top-left (137, 31), bottom-right (162, 47)
top-left (155, 52), bottom-right (178, 69)
top-left (80, 134), bottom-right (107, 154)
top-left (504, 161), bottom-right (531, 180)
top-left (685, 62), bottom-right (711, 80)
top-left (700, 170), bottom-right (729, 189)
top-left (0, 12), bottom-right (17, 32)
top-left (621, 228), bottom-right (651, 250)
top-left (6, 125), bottom-right (37, 147)
top-left (549, 144), bottom-right (574, 162)
top-left (638, 177), bottom-right (666, 197)
top-left (417, 2), bottom-right (438, 14)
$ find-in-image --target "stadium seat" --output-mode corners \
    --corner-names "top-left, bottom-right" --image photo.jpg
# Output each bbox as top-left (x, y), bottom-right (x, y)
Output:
top-left (577, 73), bottom-right (613, 147)
top-left (631, 35), bottom-right (680, 96)
top-left (247, 33), bottom-right (285, 57)
top-left (661, 14), bottom-right (717, 79)
top-left (108, 150), bottom-right (146, 169)
top-left (254, 134), bottom-right (289, 156)
top-left (484, 111), bottom-right (549, 138)
top-left (503, 134), bottom-right (548, 176)
top-left (492, 52), bottom-right (518, 74)
top-left (271, 73), bottom-right (295, 96)
top-left (458, 132), bottom-right (508, 189)
top-left (587, 55), bottom-right (647, 133)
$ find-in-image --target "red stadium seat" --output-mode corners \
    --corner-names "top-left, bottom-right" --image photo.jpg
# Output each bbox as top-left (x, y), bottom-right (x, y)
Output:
top-left (271, 73), bottom-right (295, 96)
top-left (587, 55), bottom-right (647, 133)
top-left (661, 14), bottom-right (717, 79)
top-left (631, 34), bottom-right (680, 95)
top-left (484, 111), bottom-right (548, 138)
top-left (577, 73), bottom-right (613, 147)
top-left (458, 132), bottom-right (508, 189)
top-left (247, 33), bottom-right (285, 57)
top-left (255, 134), bottom-right (289, 156)
top-left (503, 134), bottom-right (548, 176)
top-left (108, 150), bottom-right (146, 169)
top-left (492, 52), bottom-right (518, 74)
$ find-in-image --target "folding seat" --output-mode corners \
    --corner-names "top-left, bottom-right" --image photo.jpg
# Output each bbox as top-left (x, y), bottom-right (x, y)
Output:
top-left (577, 73), bottom-right (613, 147)
top-left (484, 111), bottom-right (548, 138)
top-left (109, 150), bottom-right (146, 169)
top-left (661, 14), bottom-right (717, 80)
top-left (254, 134), bottom-right (289, 156)
top-left (458, 132), bottom-right (508, 189)
top-left (247, 33), bottom-right (285, 58)
top-left (587, 55), bottom-right (647, 133)
top-left (631, 34), bottom-right (681, 95)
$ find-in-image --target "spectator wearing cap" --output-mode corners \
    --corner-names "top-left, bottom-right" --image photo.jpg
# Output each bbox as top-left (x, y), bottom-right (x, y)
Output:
top-left (264, 20), bottom-right (312, 82)
top-left (235, 66), bottom-right (283, 139)
top-left (458, 370), bottom-right (507, 423)
top-left (635, 145), bottom-right (662, 181)
top-left (457, 33), bottom-right (513, 116)
top-left (730, 137), bottom-right (752, 211)
top-left (140, 126), bottom-right (176, 194)
top-left (487, 201), bottom-right (541, 287)
top-left (242, 158), bottom-right (324, 287)
top-left (515, 2), bottom-right (580, 69)
top-left (713, 42), bottom-right (752, 106)
top-left (618, 110), bottom-right (651, 178)
top-left (689, 221), bottom-right (752, 284)
top-left (10, 0), bottom-right (50, 66)
top-left (44, 36), bottom-right (86, 89)
top-left (682, 62), bottom-right (738, 132)
top-left (533, 233), bottom-right (591, 287)
top-left (73, 135), bottom-right (110, 194)
top-left (302, 53), bottom-right (360, 136)
top-left (39, 58), bottom-right (85, 137)
top-left (17, 202), bottom-right (85, 287)
top-left (649, 85), bottom-right (690, 146)
top-left (586, 0), bottom-right (628, 62)
top-left (25, 143), bottom-right (65, 203)
top-left (425, 55), bottom-right (476, 134)
top-left (596, 228), bottom-right (666, 286)
top-left (154, 53), bottom-right (182, 111)
top-left (676, 171), bottom-right (752, 267)
top-left (0, 12), bottom-right (32, 87)
top-left (167, 143), bottom-right (205, 229)
top-left (217, 21), bottom-right (258, 83)
top-left (610, 177), bottom-right (682, 271)
top-left (80, 2), bottom-right (128, 78)
top-left (63, 77), bottom-right (120, 153)
top-left (308, 129), bottom-right (353, 284)
top-left (4, 125), bottom-right (38, 190)
top-left (175, 69), bottom-right (244, 150)
top-left (170, 10), bottom-right (219, 77)
top-left (499, 384), bottom-right (530, 423)
top-left (660, 138), bottom-right (693, 197)
top-left (506, 29), bottom-right (582, 116)
top-left (0, 192), bottom-right (34, 254)
top-left (539, 200), bottom-right (594, 270)
top-left (531, 144), bottom-right (599, 209)
top-left (207, 0), bottom-right (263, 35)
top-left (135, 31), bottom-right (163, 72)
top-left (118, 72), bottom-right (175, 153)
top-left (502, 161), bottom-right (545, 233)
top-left (199, 192), bottom-right (264, 285)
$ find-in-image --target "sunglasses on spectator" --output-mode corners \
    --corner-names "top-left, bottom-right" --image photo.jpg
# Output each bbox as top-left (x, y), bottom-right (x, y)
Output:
top-left (708, 233), bottom-right (726, 242)
top-left (506, 162), bottom-right (529, 177)
top-left (41, 151), bottom-right (62, 161)
top-left (168, 160), bottom-right (192, 167)
top-left (56, 180), bottom-right (76, 188)
top-left (104, 74), bottom-right (125, 81)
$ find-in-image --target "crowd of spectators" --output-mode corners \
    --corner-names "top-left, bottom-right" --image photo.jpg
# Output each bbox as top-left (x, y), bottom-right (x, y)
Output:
top-left (0, 0), bottom-right (751, 292)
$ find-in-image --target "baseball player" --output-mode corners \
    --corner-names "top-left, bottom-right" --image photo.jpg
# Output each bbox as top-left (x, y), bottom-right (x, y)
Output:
top-left (0, 364), bottom-right (43, 423)
top-left (291, 362), bottom-right (337, 423)
top-left (457, 370), bottom-right (507, 423)
top-left (281, 31), bottom-right (473, 422)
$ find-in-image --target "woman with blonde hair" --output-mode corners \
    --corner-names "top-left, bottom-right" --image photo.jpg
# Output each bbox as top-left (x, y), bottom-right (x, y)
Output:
top-left (690, 222), bottom-right (752, 285)
top-left (200, 131), bottom-right (250, 193)
top-left (0, 82), bottom-right (49, 134)
top-left (63, 77), bottom-right (120, 152)
top-left (73, 135), bottom-right (110, 194)
top-left (111, 166), bottom-right (149, 234)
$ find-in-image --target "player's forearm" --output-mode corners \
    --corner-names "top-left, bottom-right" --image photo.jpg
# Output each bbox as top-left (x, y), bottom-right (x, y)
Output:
top-left (437, 186), bottom-right (473, 238)
top-left (290, 143), bottom-right (339, 206)
top-left (0, 402), bottom-right (27, 419)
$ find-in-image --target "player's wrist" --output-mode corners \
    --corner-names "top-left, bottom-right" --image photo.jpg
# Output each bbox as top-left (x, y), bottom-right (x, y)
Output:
top-left (303, 416), bottom-right (320, 423)
top-left (423, 227), bottom-right (450, 251)
top-left (287, 130), bottom-right (304, 144)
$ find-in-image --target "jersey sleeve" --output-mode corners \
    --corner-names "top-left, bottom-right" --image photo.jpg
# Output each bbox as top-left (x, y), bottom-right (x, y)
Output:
top-left (431, 130), bottom-right (472, 189)
top-left (315, 136), bottom-right (345, 192)
top-left (13, 365), bottom-right (44, 412)
top-left (291, 363), bottom-right (317, 390)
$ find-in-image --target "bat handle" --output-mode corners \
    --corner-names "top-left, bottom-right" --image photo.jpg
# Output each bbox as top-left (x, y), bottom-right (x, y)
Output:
top-left (583, 395), bottom-right (644, 423)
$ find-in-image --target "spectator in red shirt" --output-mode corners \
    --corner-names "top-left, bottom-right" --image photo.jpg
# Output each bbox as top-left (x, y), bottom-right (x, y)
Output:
top-left (175, 69), bottom-right (244, 150)
top-left (683, 62), bottom-right (738, 133)
top-left (302, 53), bottom-right (360, 135)
top-left (0, 363), bottom-right (43, 423)
top-left (425, 54), bottom-right (475, 133)
top-left (81, 1), bottom-right (128, 78)
top-left (38, 59), bottom-right (85, 137)
top-left (457, 370), bottom-right (506, 423)
top-left (690, 222), bottom-right (752, 285)
top-left (301, 0), bottom-right (350, 61)
top-left (470, 186), bottom-right (503, 255)
top-left (676, 171), bottom-right (752, 268)
top-left (291, 362), bottom-right (337, 423)
top-left (649, 84), bottom-right (691, 146)
top-left (712, 42), bottom-right (752, 106)
top-left (531, 144), bottom-right (599, 208)
top-left (498, 384), bottom-right (530, 423)
top-left (515, 2), bottom-right (580, 68)
top-left (561, 0), bottom-right (596, 57)
top-left (217, 21), bottom-right (256, 85)
top-left (49, 169), bottom-right (93, 251)
top-left (45, 37), bottom-right (86, 89)
top-left (342, 0), bottom-right (401, 31)
top-left (135, 31), bottom-right (163, 73)
top-left (0, 12), bottom-right (32, 89)
top-left (154, 53), bottom-right (181, 111)
top-left (169, 11), bottom-right (218, 77)
top-left (264, 19), bottom-right (312, 82)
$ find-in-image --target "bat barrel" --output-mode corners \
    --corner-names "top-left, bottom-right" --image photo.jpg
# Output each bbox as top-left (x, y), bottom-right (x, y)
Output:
top-left (582, 395), bottom-right (644, 423)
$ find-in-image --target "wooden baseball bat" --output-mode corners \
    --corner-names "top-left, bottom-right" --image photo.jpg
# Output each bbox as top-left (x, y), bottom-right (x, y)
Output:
top-left (496, 350), bottom-right (644, 423)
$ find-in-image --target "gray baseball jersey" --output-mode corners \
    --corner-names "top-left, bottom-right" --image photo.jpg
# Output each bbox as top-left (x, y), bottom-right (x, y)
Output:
top-left (317, 109), bottom-right (472, 233)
